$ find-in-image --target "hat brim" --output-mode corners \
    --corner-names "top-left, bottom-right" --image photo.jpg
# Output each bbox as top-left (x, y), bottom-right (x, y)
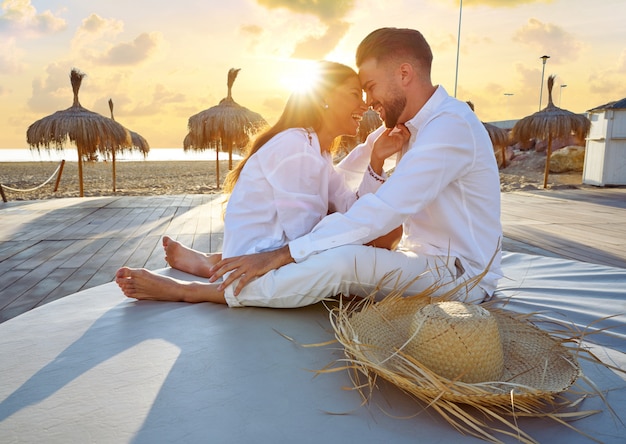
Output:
top-left (329, 292), bottom-right (583, 442)
top-left (342, 293), bottom-right (579, 401)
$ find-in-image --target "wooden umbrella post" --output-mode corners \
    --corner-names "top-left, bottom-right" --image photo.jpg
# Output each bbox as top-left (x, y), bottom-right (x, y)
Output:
top-left (215, 143), bottom-right (220, 188)
top-left (77, 143), bottom-right (84, 197)
top-left (543, 136), bottom-right (552, 188)
top-left (228, 139), bottom-right (234, 171)
top-left (112, 150), bottom-right (117, 193)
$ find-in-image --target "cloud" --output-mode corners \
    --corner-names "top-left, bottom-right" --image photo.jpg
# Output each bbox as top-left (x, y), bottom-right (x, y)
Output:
top-left (0, 37), bottom-right (25, 74)
top-left (587, 71), bottom-right (625, 97)
top-left (240, 24), bottom-right (264, 51)
top-left (444, 0), bottom-right (554, 6)
top-left (587, 49), bottom-right (626, 97)
top-left (618, 49), bottom-right (626, 73)
top-left (96, 32), bottom-right (162, 66)
top-left (429, 32), bottom-right (458, 54)
top-left (27, 62), bottom-right (79, 113)
top-left (512, 18), bottom-right (585, 62)
top-left (256, 0), bottom-right (354, 23)
top-left (71, 14), bottom-right (162, 67)
top-left (291, 20), bottom-right (350, 59)
top-left (116, 84), bottom-right (187, 117)
top-left (255, 0), bottom-right (355, 59)
top-left (0, 0), bottom-right (66, 37)
top-left (240, 24), bottom-right (263, 36)
top-left (72, 13), bottom-right (124, 47)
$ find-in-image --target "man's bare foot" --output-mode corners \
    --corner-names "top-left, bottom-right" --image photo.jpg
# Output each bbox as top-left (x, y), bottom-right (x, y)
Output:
top-left (115, 267), bottom-right (226, 304)
top-left (163, 236), bottom-right (221, 277)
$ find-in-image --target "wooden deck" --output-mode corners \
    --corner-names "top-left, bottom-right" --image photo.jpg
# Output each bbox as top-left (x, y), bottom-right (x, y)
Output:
top-left (1, 188), bottom-right (625, 323)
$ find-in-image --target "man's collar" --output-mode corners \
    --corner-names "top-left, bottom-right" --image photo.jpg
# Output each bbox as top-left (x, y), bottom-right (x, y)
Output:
top-left (404, 85), bottom-right (447, 134)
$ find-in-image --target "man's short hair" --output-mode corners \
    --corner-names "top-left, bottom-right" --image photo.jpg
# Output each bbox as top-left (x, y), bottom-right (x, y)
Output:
top-left (356, 27), bottom-right (433, 71)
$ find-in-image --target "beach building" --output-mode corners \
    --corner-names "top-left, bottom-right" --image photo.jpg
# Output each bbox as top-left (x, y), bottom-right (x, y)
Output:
top-left (583, 97), bottom-right (626, 186)
top-left (486, 119), bottom-right (518, 131)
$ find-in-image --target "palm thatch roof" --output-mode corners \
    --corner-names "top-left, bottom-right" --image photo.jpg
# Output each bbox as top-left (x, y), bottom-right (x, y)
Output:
top-left (108, 99), bottom-right (150, 156)
top-left (108, 98), bottom-right (150, 192)
top-left (511, 75), bottom-right (591, 187)
top-left (336, 108), bottom-right (383, 161)
top-left (26, 69), bottom-right (131, 197)
top-left (129, 131), bottom-right (150, 154)
top-left (183, 132), bottom-right (193, 150)
top-left (483, 122), bottom-right (509, 148)
top-left (186, 68), bottom-right (267, 187)
top-left (467, 101), bottom-right (510, 168)
top-left (358, 108), bottom-right (383, 142)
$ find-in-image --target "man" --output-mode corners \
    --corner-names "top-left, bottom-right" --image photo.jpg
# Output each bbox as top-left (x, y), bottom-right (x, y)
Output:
top-left (208, 27), bottom-right (503, 307)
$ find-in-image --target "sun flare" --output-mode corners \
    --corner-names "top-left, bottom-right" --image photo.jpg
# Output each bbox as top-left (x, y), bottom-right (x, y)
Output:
top-left (279, 60), bottom-right (320, 94)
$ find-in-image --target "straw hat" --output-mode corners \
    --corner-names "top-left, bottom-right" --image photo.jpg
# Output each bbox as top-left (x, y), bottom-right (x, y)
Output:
top-left (404, 302), bottom-right (504, 383)
top-left (344, 296), bottom-right (579, 400)
top-left (330, 293), bottom-right (584, 442)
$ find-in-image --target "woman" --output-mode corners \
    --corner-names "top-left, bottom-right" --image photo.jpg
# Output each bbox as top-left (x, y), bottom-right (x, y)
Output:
top-left (115, 61), bottom-right (407, 305)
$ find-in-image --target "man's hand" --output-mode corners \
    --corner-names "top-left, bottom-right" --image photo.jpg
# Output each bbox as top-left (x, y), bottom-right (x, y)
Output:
top-left (209, 245), bottom-right (295, 296)
top-left (370, 124), bottom-right (410, 174)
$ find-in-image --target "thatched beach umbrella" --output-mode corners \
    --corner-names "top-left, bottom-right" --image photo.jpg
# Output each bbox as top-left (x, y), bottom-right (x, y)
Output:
top-left (108, 99), bottom-right (150, 192)
top-left (186, 68), bottom-right (267, 187)
top-left (183, 132), bottom-right (193, 150)
top-left (358, 108), bottom-right (383, 142)
top-left (26, 69), bottom-right (130, 197)
top-left (467, 101), bottom-right (510, 168)
top-left (511, 75), bottom-right (590, 188)
top-left (336, 108), bottom-right (383, 160)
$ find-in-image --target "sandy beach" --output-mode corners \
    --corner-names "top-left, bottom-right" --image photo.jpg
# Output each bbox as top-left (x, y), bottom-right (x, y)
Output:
top-left (0, 160), bottom-right (229, 201)
top-left (0, 152), bottom-right (584, 202)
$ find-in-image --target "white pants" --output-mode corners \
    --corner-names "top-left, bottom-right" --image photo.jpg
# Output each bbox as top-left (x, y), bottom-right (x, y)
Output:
top-left (224, 245), bottom-right (488, 308)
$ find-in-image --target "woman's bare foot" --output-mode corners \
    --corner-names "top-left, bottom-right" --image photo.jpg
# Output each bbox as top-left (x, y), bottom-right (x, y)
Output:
top-left (115, 267), bottom-right (226, 304)
top-left (163, 236), bottom-right (221, 277)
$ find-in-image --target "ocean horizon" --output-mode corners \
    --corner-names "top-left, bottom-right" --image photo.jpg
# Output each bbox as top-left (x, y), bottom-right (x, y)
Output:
top-left (0, 148), bottom-right (242, 163)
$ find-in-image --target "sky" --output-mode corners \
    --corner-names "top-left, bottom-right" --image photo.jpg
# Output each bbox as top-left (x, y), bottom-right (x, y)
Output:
top-left (1, 0), bottom-right (625, 149)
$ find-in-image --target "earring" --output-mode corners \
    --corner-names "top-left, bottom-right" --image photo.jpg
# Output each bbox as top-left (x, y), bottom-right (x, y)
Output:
top-left (323, 103), bottom-right (329, 109)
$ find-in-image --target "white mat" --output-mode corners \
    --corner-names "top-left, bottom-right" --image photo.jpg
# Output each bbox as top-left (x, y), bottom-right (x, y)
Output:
top-left (0, 252), bottom-right (625, 443)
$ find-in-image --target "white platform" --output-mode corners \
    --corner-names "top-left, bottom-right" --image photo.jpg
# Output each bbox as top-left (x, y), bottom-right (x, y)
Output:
top-left (0, 252), bottom-right (625, 443)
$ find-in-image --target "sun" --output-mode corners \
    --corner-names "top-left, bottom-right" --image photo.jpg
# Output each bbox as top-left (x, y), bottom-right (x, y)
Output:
top-left (279, 60), bottom-right (320, 94)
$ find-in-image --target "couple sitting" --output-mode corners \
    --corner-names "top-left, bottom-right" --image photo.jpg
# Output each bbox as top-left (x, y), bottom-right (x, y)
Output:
top-left (116, 27), bottom-right (503, 308)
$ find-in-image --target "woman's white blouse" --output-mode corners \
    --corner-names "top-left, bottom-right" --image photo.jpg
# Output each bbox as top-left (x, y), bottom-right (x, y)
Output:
top-left (222, 128), bottom-right (357, 258)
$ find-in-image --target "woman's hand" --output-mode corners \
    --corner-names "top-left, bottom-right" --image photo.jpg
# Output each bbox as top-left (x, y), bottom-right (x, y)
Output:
top-left (370, 124), bottom-right (410, 174)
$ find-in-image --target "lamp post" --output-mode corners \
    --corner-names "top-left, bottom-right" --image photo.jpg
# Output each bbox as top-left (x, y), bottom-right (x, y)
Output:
top-left (559, 84), bottom-right (567, 106)
top-left (504, 93), bottom-right (514, 119)
top-left (538, 55), bottom-right (550, 110)
top-left (453, 0), bottom-right (463, 98)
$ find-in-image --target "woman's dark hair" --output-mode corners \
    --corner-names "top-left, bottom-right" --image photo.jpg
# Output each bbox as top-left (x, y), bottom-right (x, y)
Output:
top-left (223, 61), bottom-right (358, 194)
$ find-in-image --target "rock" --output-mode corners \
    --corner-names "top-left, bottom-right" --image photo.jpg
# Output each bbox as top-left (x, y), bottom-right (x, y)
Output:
top-left (513, 140), bottom-right (535, 151)
top-left (535, 135), bottom-right (584, 153)
top-left (549, 145), bottom-right (585, 173)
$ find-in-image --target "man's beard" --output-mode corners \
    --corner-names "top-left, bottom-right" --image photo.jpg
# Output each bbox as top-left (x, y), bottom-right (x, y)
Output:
top-left (382, 93), bottom-right (407, 128)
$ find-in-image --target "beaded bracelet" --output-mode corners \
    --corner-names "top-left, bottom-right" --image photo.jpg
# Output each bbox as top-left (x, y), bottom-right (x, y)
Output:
top-left (367, 163), bottom-right (386, 183)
